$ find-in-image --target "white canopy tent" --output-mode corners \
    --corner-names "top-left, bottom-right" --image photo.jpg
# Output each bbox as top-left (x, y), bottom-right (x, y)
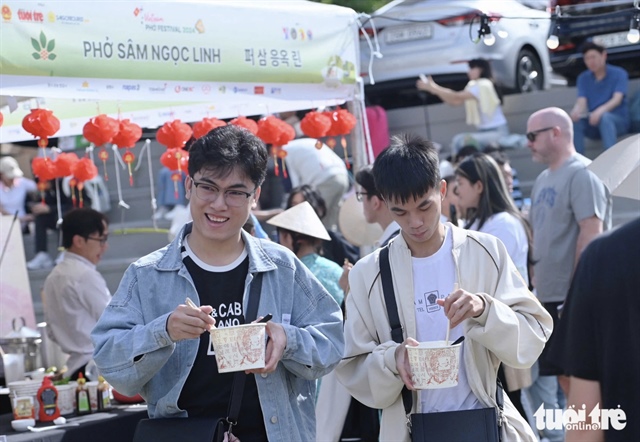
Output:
top-left (0, 0), bottom-right (369, 163)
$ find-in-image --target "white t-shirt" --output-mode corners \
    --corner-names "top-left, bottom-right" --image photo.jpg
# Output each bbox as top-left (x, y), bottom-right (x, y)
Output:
top-left (412, 225), bottom-right (481, 413)
top-left (0, 177), bottom-right (37, 218)
top-left (282, 138), bottom-right (348, 188)
top-left (467, 83), bottom-right (507, 130)
top-left (469, 212), bottom-right (529, 285)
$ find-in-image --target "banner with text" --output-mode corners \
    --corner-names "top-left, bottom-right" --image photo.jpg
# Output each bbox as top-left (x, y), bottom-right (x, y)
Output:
top-left (0, 0), bottom-right (358, 102)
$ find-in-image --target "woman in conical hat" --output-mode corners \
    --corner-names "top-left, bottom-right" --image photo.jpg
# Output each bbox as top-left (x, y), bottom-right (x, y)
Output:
top-left (267, 201), bottom-right (343, 306)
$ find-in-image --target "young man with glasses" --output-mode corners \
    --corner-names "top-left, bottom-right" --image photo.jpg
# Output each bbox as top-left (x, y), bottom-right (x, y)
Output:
top-left (526, 107), bottom-right (611, 442)
top-left (43, 208), bottom-right (110, 380)
top-left (92, 125), bottom-right (344, 441)
top-left (355, 164), bottom-right (400, 248)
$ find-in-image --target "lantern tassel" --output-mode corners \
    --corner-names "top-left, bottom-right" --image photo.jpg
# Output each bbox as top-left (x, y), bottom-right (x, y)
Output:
top-left (111, 144), bottom-right (130, 210)
top-left (273, 152), bottom-right (279, 177)
top-left (78, 183), bottom-right (84, 208)
top-left (128, 163), bottom-right (134, 186)
top-left (341, 136), bottom-right (350, 170)
top-left (281, 159), bottom-right (288, 179)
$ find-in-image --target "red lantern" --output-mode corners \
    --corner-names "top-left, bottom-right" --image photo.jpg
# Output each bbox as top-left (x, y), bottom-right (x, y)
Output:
top-left (112, 119), bottom-right (142, 149)
top-left (83, 114), bottom-right (119, 180)
top-left (160, 148), bottom-right (180, 171)
top-left (83, 114), bottom-right (119, 146)
top-left (0, 111), bottom-right (3, 127)
top-left (112, 119), bottom-right (142, 186)
top-left (256, 116), bottom-right (285, 146)
top-left (324, 109), bottom-right (356, 169)
top-left (72, 157), bottom-right (99, 208)
top-left (193, 117), bottom-right (226, 139)
top-left (156, 120), bottom-right (193, 149)
top-left (229, 116), bottom-right (258, 135)
top-left (22, 109), bottom-right (60, 149)
top-left (160, 149), bottom-right (189, 198)
top-left (300, 111), bottom-right (332, 148)
top-left (53, 152), bottom-right (79, 178)
top-left (31, 157), bottom-right (57, 203)
top-left (277, 120), bottom-right (295, 146)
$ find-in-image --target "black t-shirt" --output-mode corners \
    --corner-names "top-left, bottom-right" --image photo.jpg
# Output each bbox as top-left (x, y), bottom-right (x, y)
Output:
top-left (547, 218), bottom-right (640, 442)
top-left (178, 241), bottom-right (267, 442)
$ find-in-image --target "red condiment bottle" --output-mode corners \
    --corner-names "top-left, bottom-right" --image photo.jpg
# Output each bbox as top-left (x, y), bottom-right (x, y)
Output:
top-left (37, 376), bottom-right (61, 422)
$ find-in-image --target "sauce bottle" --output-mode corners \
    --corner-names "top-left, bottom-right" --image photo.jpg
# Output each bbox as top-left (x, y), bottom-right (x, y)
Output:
top-left (37, 376), bottom-right (60, 422)
top-left (96, 375), bottom-right (112, 411)
top-left (75, 372), bottom-right (92, 415)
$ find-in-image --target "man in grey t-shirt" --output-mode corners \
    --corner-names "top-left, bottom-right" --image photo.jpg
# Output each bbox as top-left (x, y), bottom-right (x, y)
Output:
top-left (525, 107), bottom-right (611, 442)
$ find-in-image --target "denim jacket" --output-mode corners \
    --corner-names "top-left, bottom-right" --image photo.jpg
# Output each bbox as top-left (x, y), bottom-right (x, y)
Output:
top-left (91, 223), bottom-right (344, 441)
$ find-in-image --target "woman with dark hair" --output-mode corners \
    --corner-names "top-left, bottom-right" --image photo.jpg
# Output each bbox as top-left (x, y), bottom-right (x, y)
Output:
top-left (454, 152), bottom-right (532, 419)
top-left (417, 58), bottom-right (509, 153)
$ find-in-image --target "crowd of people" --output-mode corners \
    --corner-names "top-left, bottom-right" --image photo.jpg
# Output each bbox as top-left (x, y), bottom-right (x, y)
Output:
top-left (2, 46), bottom-right (638, 442)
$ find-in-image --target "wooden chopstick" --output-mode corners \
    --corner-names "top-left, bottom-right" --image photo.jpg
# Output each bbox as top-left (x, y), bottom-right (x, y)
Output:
top-left (185, 297), bottom-right (215, 331)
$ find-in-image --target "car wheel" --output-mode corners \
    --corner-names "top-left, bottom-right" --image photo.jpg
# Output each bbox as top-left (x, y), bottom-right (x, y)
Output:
top-left (515, 48), bottom-right (544, 93)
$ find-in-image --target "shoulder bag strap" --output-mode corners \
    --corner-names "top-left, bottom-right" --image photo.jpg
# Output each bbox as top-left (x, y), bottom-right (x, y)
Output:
top-left (226, 272), bottom-right (264, 428)
top-left (379, 246), bottom-right (413, 416)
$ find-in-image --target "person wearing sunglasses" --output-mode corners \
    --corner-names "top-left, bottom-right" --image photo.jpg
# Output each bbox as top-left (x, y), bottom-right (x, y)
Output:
top-left (92, 125), bottom-right (344, 442)
top-left (42, 208), bottom-right (111, 381)
top-left (526, 106), bottom-right (611, 442)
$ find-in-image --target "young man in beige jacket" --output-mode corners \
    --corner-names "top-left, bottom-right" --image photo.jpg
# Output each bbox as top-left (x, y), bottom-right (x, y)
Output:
top-left (335, 134), bottom-right (552, 441)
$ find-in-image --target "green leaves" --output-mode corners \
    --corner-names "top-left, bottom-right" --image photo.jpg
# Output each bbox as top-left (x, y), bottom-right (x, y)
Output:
top-left (29, 31), bottom-right (56, 60)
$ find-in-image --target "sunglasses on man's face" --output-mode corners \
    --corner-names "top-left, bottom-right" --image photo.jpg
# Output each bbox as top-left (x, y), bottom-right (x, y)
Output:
top-left (526, 126), bottom-right (555, 142)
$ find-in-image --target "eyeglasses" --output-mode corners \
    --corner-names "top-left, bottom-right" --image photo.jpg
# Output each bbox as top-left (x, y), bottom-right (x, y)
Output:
top-left (191, 178), bottom-right (256, 207)
top-left (526, 126), bottom-right (555, 142)
top-left (355, 191), bottom-right (368, 202)
top-left (85, 234), bottom-right (109, 245)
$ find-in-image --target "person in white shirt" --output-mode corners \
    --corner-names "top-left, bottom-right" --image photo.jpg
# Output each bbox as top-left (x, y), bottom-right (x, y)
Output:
top-left (454, 152), bottom-right (533, 419)
top-left (454, 153), bottom-right (531, 283)
top-left (43, 208), bottom-right (111, 379)
top-left (283, 138), bottom-right (350, 231)
top-left (354, 165), bottom-right (400, 248)
top-left (0, 156), bottom-right (37, 231)
top-left (417, 58), bottom-right (509, 154)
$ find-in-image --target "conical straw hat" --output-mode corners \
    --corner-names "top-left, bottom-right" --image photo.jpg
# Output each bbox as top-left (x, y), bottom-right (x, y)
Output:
top-left (267, 201), bottom-right (331, 241)
top-left (338, 192), bottom-right (382, 247)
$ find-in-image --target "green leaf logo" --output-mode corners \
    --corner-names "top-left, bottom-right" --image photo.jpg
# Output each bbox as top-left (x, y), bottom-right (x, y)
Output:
top-left (30, 31), bottom-right (57, 61)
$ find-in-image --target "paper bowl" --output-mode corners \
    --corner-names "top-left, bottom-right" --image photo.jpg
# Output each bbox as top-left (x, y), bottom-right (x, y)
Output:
top-left (56, 384), bottom-right (76, 415)
top-left (210, 323), bottom-right (266, 373)
top-left (406, 340), bottom-right (462, 390)
top-left (11, 418), bottom-right (35, 432)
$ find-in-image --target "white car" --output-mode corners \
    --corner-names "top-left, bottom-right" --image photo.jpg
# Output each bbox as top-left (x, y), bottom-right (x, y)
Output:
top-left (359, 0), bottom-right (552, 107)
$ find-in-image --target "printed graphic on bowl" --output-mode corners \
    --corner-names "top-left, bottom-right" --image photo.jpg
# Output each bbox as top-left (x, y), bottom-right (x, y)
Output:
top-left (210, 323), bottom-right (266, 373)
top-left (407, 340), bottom-right (462, 390)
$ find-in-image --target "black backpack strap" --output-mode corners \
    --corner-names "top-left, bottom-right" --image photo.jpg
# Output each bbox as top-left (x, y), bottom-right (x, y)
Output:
top-left (226, 272), bottom-right (264, 430)
top-left (379, 246), bottom-right (413, 417)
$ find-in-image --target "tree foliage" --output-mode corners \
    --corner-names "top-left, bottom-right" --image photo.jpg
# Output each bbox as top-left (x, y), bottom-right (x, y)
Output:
top-left (311, 0), bottom-right (391, 14)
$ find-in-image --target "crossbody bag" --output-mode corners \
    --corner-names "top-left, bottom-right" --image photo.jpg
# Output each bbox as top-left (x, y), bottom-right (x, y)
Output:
top-left (133, 272), bottom-right (264, 442)
top-left (379, 246), bottom-right (502, 442)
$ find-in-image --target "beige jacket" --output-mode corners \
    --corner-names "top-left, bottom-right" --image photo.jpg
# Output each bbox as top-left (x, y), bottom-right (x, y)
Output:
top-left (335, 225), bottom-right (552, 441)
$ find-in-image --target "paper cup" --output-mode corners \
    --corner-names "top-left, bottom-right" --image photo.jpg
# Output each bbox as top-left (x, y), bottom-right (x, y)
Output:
top-left (407, 340), bottom-right (462, 390)
top-left (210, 323), bottom-right (266, 373)
top-left (56, 384), bottom-right (76, 415)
